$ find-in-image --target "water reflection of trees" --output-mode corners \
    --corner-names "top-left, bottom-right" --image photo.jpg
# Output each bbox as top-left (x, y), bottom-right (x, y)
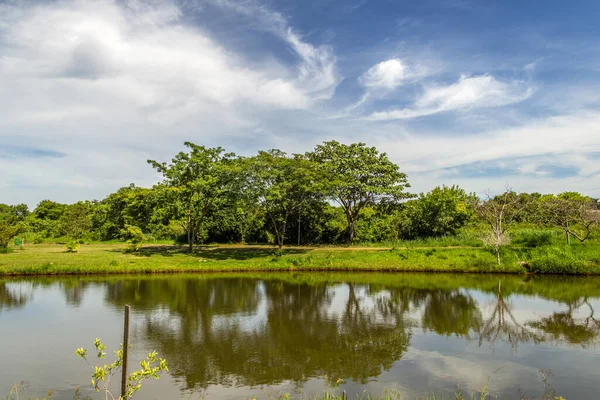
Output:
top-left (98, 276), bottom-right (600, 392)
top-left (474, 283), bottom-right (600, 349)
top-left (0, 278), bottom-right (94, 310)
top-left (104, 278), bottom-right (411, 389)
top-left (0, 281), bottom-right (31, 310)
top-left (477, 282), bottom-right (544, 348)
top-left (421, 290), bottom-right (483, 337)
top-left (4, 274), bottom-right (600, 392)
top-left (528, 298), bottom-right (600, 347)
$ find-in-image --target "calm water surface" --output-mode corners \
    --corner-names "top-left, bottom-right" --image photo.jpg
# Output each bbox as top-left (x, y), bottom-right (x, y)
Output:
top-left (1, 273), bottom-right (599, 399)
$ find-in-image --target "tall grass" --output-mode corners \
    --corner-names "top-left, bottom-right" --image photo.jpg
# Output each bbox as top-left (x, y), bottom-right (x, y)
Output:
top-left (527, 245), bottom-right (600, 274)
top-left (356, 232), bottom-right (484, 248)
top-left (511, 229), bottom-right (560, 248)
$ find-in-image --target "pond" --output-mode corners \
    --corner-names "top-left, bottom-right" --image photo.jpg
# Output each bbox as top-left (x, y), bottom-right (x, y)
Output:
top-left (1, 273), bottom-right (599, 399)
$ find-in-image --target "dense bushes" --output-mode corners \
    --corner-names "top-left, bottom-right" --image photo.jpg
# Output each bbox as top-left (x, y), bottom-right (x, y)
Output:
top-left (0, 152), bottom-right (597, 252)
top-left (398, 185), bottom-right (475, 240)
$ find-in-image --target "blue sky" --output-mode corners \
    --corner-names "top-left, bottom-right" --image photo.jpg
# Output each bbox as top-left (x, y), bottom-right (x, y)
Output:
top-left (1, 0), bottom-right (599, 207)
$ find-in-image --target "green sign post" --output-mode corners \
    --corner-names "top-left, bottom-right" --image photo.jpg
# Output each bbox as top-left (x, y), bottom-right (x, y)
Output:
top-left (14, 237), bottom-right (22, 247)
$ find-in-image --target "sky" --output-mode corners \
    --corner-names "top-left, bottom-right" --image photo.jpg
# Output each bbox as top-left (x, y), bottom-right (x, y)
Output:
top-left (1, 0), bottom-right (599, 207)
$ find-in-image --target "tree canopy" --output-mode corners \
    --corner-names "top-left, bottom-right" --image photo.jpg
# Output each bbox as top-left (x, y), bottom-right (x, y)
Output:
top-left (1, 141), bottom-right (598, 255)
top-left (308, 141), bottom-right (412, 242)
top-left (148, 143), bottom-right (237, 250)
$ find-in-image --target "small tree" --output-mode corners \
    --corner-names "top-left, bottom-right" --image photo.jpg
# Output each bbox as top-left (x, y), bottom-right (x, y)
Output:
top-left (76, 338), bottom-right (168, 400)
top-left (308, 141), bottom-right (411, 243)
top-left (473, 190), bottom-right (529, 266)
top-left (122, 225), bottom-right (145, 252)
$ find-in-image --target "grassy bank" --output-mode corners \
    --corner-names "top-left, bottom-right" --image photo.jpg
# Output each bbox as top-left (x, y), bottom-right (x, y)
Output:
top-left (1, 241), bottom-right (599, 276)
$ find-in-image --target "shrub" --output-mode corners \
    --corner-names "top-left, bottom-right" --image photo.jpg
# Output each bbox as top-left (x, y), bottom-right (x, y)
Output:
top-left (122, 225), bottom-right (145, 252)
top-left (65, 240), bottom-right (80, 253)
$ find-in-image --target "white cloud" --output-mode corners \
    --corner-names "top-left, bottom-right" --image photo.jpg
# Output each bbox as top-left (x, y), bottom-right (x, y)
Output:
top-left (368, 74), bottom-right (533, 120)
top-left (0, 0), bottom-right (339, 125)
top-left (0, 0), bottom-right (596, 208)
top-left (0, 0), bottom-right (343, 206)
top-left (373, 111), bottom-right (600, 196)
top-left (380, 112), bottom-right (600, 172)
top-left (205, 0), bottom-right (339, 101)
top-left (328, 58), bottom-right (427, 118)
top-left (359, 58), bottom-right (412, 89)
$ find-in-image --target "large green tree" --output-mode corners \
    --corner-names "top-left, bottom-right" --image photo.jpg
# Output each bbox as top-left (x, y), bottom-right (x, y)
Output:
top-left (308, 141), bottom-right (411, 242)
top-left (248, 150), bottom-right (323, 248)
top-left (148, 143), bottom-right (236, 251)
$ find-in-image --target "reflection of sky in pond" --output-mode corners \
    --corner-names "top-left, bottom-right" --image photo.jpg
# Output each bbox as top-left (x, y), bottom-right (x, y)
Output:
top-left (1, 275), bottom-right (599, 399)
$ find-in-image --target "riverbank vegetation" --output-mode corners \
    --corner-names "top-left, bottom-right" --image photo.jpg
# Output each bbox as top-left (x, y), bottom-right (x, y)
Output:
top-left (1, 238), bottom-right (599, 276)
top-left (1, 141), bottom-right (598, 274)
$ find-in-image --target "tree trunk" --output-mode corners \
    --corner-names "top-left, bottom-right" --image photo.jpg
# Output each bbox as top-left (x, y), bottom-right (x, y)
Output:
top-left (187, 210), bottom-right (192, 251)
top-left (343, 210), bottom-right (357, 243)
top-left (278, 221), bottom-right (287, 249)
top-left (496, 248), bottom-right (501, 266)
top-left (189, 227), bottom-right (195, 252)
top-left (346, 215), bottom-right (356, 243)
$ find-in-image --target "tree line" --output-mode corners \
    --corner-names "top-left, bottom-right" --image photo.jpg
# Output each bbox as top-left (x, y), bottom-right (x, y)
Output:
top-left (1, 141), bottom-right (598, 252)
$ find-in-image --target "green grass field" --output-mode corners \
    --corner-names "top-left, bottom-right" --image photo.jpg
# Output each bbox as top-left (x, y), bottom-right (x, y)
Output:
top-left (1, 240), bottom-right (599, 275)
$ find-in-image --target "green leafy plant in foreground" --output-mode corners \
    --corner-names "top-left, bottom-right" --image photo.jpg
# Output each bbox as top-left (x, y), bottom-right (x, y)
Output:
top-left (75, 338), bottom-right (168, 400)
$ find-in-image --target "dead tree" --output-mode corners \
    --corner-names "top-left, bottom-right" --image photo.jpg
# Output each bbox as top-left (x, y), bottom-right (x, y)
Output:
top-left (472, 189), bottom-right (529, 266)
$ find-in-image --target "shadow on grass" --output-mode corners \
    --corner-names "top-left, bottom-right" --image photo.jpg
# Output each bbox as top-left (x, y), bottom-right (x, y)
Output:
top-left (114, 245), bottom-right (310, 260)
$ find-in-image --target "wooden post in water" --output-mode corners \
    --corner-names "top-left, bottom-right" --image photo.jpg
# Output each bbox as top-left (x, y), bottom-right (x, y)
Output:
top-left (121, 305), bottom-right (130, 399)
top-left (342, 390), bottom-right (347, 400)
